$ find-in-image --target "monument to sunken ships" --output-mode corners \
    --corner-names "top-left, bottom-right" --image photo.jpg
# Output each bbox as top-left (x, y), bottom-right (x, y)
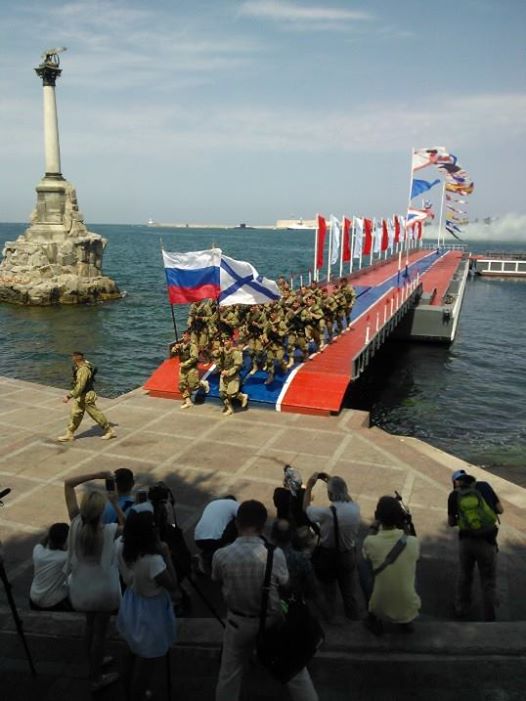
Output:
top-left (0, 49), bottom-right (120, 305)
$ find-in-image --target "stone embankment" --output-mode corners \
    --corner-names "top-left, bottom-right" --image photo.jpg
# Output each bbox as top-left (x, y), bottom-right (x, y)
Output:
top-left (0, 376), bottom-right (525, 699)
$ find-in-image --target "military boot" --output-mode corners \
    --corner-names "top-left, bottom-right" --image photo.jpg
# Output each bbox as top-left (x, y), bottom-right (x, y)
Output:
top-left (240, 393), bottom-right (249, 409)
top-left (101, 427), bottom-right (116, 440)
top-left (200, 379), bottom-right (210, 394)
top-left (248, 362), bottom-right (258, 376)
top-left (57, 430), bottom-right (75, 442)
top-left (181, 397), bottom-right (192, 410)
top-left (222, 399), bottom-right (233, 416)
top-left (264, 372), bottom-right (274, 385)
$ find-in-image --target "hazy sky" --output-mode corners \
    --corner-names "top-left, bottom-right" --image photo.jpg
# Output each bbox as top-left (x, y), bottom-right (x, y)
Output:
top-left (2, 0), bottom-right (525, 225)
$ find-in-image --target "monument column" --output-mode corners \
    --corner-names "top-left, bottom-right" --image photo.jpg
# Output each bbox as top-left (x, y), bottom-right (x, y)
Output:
top-left (35, 49), bottom-right (65, 179)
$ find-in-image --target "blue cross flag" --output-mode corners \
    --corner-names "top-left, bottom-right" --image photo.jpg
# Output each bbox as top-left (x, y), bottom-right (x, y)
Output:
top-left (219, 254), bottom-right (281, 306)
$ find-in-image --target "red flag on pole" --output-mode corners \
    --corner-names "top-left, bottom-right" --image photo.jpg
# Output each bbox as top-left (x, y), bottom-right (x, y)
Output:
top-left (381, 219), bottom-right (389, 251)
top-left (394, 216), bottom-right (400, 244)
top-left (416, 221), bottom-right (423, 240)
top-left (363, 218), bottom-right (373, 255)
top-left (315, 215), bottom-right (327, 271)
top-left (342, 217), bottom-right (351, 262)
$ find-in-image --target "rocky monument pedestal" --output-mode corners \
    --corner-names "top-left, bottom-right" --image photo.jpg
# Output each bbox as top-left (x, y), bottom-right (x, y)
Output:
top-left (0, 49), bottom-right (121, 306)
top-left (0, 178), bottom-right (121, 305)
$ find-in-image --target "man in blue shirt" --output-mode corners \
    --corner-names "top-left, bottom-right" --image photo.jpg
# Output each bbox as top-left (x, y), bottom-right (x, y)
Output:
top-left (102, 468), bottom-right (135, 524)
top-left (447, 469), bottom-right (504, 621)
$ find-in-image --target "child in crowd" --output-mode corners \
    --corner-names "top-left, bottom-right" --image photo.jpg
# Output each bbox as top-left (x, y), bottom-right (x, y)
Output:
top-left (116, 510), bottom-right (178, 701)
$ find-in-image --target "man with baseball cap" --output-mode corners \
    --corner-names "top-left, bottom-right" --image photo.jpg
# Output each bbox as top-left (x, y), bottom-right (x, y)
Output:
top-left (448, 468), bottom-right (503, 620)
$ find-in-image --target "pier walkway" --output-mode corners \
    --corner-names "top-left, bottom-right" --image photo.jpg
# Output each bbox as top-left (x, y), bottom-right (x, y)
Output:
top-left (145, 248), bottom-right (464, 414)
top-left (0, 376), bottom-right (525, 700)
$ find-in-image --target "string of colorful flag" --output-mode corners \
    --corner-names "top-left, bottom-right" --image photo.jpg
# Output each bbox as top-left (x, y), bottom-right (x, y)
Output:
top-left (410, 146), bottom-right (475, 241)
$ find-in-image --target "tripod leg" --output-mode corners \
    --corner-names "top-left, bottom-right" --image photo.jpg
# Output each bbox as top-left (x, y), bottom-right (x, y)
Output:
top-left (183, 574), bottom-right (225, 628)
top-left (166, 650), bottom-right (172, 700)
top-left (0, 562), bottom-right (37, 676)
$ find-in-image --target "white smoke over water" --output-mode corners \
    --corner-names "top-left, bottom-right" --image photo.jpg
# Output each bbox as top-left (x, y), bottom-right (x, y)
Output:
top-left (424, 213), bottom-right (526, 242)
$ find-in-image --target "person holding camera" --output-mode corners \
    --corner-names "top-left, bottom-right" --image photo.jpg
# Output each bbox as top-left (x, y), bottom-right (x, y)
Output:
top-left (303, 473), bottom-right (360, 621)
top-left (362, 496), bottom-right (420, 635)
top-left (64, 471), bottom-right (126, 692)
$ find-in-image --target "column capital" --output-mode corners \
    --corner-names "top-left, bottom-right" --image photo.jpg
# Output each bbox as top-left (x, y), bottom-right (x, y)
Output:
top-left (35, 64), bottom-right (62, 87)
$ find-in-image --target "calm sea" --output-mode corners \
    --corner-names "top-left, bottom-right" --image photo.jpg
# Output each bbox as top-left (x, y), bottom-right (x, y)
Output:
top-left (1, 223), bottom-right (525, 484)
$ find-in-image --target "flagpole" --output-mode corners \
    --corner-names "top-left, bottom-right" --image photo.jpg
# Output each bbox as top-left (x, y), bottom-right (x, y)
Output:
top-left (405, 147), bottom-right (415, 270)
top-left (326, 217), bottom-right (333, 283)
top-left (339, 216), bottom-right (344, 278)
top-left (349, 218), bottom-right (355, 275)
top-left (359, 218), bottom-right (363, 271)
top-left (437, 180), bottom-right (446, 249)
top-left (160, 237), bottom-right (179, 340)
top-left (313, 215), bottom-right (319, 283)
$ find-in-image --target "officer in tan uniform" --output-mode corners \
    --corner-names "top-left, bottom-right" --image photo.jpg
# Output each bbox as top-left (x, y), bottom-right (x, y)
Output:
top-left (172, 330), bottom-right (210, 409)
top-left (219, 337), bottom-right (248, 416)
top-left (58, 352), bottom-right (115, 442)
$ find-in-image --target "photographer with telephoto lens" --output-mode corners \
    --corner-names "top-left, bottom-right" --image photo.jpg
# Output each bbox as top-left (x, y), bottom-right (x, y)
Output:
top-left (362, 495), bottom-right (421, 635)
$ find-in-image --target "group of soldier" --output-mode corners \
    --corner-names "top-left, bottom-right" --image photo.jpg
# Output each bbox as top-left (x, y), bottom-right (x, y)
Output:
top-left (171, 277), bottom-right (357, 416)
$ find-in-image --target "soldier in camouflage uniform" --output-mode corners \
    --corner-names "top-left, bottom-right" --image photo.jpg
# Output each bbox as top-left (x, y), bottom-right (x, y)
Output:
top-left (301, 295), bottom-right (324, 350)
top-left (172, 330), bottom-right (210, 409)
top-left (219, 337), bottom-right (248, 416)
top-left (285, 298), bottom-right (309, 367)
top-left (245, 305), bottom-right (267, 376)
top-left (58, 352), bottom-right (115, 442)
top-left (320, 288), bottom-right (339, 343)
top-left (262, 309), bottom-right (288, 385)
top-left (338, 278), bottom-right (357, 327)
top-left (189, 300), bottom-right (215, 352)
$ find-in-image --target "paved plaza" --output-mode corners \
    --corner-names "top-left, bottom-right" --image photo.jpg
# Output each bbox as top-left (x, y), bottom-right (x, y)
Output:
top-left (0, 375), bottom-right (525, 699)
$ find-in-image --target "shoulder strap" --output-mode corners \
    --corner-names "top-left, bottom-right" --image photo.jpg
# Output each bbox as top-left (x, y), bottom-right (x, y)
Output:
top-left (258, 542), bottom-right (274, 635)
top-left (372, 535), bottom-right (408, 577)
top-left (330, 505), bottom-right (340, 551)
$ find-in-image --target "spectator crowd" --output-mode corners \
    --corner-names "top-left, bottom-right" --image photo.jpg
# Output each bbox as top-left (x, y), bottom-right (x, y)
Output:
top-left (27, 463), bottom-right (503, 699)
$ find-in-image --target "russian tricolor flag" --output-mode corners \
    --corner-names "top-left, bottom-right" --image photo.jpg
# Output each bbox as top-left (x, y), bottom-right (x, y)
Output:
top-left (162, 249), bottom-right (221, 304)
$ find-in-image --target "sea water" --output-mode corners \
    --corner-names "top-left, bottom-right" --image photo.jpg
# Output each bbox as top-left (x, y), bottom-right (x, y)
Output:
top-left (1, 223), bottom-right (525, 483)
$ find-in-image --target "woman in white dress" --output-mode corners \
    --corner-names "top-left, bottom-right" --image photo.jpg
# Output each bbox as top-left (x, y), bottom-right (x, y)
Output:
top-left (64, 471), bottom-right (125, 692)
top-left (116, 510), bottom-right (178, 700)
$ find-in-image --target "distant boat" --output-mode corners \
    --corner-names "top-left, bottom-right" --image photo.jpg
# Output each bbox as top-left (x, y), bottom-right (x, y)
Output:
top-left (286, 218), bottom-right (315, 231)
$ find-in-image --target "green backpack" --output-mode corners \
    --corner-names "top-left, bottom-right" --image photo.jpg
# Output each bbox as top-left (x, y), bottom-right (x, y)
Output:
top-left (456, 486), bottom-right (497, 534)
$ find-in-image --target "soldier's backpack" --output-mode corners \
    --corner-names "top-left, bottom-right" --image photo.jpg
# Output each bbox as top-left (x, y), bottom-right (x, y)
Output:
top-left (456, 486), bottom-right (497, 535)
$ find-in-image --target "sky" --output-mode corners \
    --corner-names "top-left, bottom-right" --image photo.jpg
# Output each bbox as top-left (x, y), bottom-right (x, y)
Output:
top-left (1, 0), bottom-right (526, 226)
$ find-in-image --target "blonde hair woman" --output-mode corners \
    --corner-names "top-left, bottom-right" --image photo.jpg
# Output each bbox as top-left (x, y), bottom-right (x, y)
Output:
top-left (64, 471), bottom-right (125, 693)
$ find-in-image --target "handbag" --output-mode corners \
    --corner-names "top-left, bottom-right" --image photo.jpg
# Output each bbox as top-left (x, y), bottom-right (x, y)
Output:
top-left (311, 506), bottom-right (341, 583)
top-left (256, 543), bottom-right (325, 684)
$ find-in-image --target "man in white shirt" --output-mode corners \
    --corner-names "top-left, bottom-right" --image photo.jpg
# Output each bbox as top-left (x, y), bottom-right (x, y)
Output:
top-left (30, 523), bottom-right (71, 610)
top-left (303, 473), bottom-right (361, 620)
top-left (194, 496), bottom-right (239, 572)
top-left (212, 500), bottom-right (318, 701)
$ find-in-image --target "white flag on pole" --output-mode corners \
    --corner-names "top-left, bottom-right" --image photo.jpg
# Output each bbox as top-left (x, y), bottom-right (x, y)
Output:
top-left (353, 217), bottom-right (364, 259)
top-left (373, 218), bottom-right (382, 254)
top-left (330, 215), bottom-right (341, 265)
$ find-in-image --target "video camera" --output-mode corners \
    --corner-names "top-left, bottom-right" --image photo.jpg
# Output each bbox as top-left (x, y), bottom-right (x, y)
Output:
top-left (394, 491), bottom-right (416, 536)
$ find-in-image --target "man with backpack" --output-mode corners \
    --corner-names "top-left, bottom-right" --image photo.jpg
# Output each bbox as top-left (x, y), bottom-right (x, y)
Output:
top-left (58, 351), bottom-right (115, 441)
top-left (448, 469), bottom-right (504, 621)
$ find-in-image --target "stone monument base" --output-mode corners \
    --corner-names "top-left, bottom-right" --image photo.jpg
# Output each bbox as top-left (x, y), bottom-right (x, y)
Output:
top-left (0, 177), bottom-right (121, 306)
